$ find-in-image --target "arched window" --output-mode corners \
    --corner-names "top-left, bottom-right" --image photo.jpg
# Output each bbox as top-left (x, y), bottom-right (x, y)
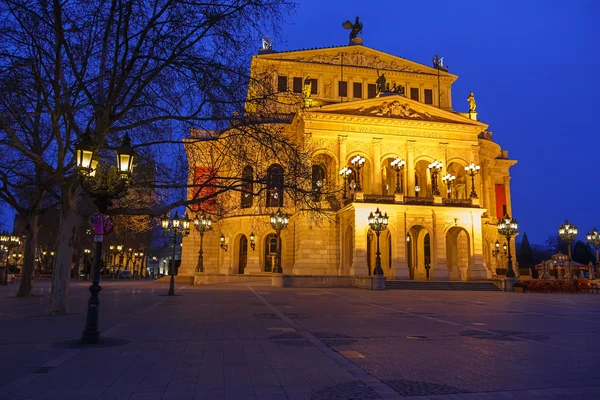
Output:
top-left (266, 164), bottom-right (284, 207)
top-left (241, 166), bottom-right (253, 208)
top-left (312, 164), bottom-right (326, 201)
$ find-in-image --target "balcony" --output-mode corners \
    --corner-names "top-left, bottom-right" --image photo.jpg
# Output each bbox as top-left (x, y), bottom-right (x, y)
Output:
top-left (343, 193), bottom-right (479, 208)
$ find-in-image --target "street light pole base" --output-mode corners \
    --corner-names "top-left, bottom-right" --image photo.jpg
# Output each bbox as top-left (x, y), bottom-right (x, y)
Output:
top-left (81, 330), bottom-right (100, 344)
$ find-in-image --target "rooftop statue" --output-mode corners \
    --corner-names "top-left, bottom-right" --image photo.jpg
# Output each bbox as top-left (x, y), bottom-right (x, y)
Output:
top-left (467, 91), bottom-right (476, 112)
top-left (342, 17), bottom-right (363, 45)
top-left (375, 71), bottom-right (386, 94)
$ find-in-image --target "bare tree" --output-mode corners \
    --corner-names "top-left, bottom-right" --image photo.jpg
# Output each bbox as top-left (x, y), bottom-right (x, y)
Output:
top-left (0, 0), bottom-right (295, 314)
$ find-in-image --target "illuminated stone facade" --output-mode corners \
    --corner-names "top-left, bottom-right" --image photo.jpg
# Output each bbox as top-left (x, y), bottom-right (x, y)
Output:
top-left (180, 44), bottom-right (517, 281)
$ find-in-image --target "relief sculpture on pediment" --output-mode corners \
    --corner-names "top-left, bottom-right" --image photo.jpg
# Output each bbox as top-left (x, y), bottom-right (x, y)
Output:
top-left (296, 50), bottom-right (422, 73)
top-left (366, 101), bottom-right (427, 120)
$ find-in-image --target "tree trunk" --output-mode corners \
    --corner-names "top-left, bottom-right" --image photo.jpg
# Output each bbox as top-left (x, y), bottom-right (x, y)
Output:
top-left (47, 190), bottom-right (79, 315)
top-left (16, 213), bottom-right (39, 297)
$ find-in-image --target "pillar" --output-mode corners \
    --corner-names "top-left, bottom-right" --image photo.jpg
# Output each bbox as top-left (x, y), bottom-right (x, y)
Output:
top-left (338, 135), bottom-right (347, 174)
top-left (373, 138), bottom-right (382, 194)
top-left (351, 206), bottom-right (369, 276)
top-left (406, 141), bottom-right (415, 196)
top-left (469, 212), bottom-right (487, 279)
top-left (245, 233), bottom-right (262, 274)
top-left (431, 211), bottom-right (449, 280)
top-left (481, 161), bottom-right (491, 216)
top-left (394, 211), bottom-right (410, 279)
top-left (504, 176), bottom-right (513, 217)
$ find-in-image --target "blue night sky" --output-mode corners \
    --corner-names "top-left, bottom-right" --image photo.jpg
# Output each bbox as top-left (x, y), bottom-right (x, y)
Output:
top-left (275, 0), bottom-right (600, 245)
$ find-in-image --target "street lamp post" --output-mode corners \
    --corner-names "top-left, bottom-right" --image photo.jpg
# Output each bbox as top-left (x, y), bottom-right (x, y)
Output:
top-left (367, 208), bottom-right (389, 276)
top-left (558, 219), bottom-right (578, 260)
top-left (194, 213), bottom-right (213, 272)
top-left (390, 158), bottom-right (405, 194)
top-left (465, 163), bottom-right (481, 198)
top-left (339, 167), bottom-right (352, 199)
top-left (428, 160), bottom-right (443, 196)
top-left (587, 228), bottom-right (600, 267)
top-left (161, 212), bottom-right (190, 296)
top-left (0, 232), bottom-right (20, 285)
top-left (75, 132), bottom-right (136, 344)
top-left (350, 155), bottom-right (366, 192)
top-left (441, 174), bottom-right (456, 198)
top-left (133, 251), bottom-right (144, 278)
top-left (498, 215), bottom-right (518, 278)
top-left (269, 208), bottom-right (290, 273)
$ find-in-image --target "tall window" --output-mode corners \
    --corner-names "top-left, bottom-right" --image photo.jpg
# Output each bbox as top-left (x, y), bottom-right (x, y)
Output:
top-left (424, 89), bottom-right (433, 105)
top-left (312, 164), bottom-right (326, 202)
top-left (410, 88), bottom-right (419, 101)
top-left (266, 164), bottom-right (284, 207)
top-left (277, 76), bottom-right (288, 92)
top-left (293, 77), bottom-right (302, 93)
top-left (241, 166), bottom-right (253, 208)
top-left (310, 78), bottom-right (318, 94)
top-left (338, 81), bottom-right (348, 97)
top-left (367, 84), bottom-right (377, 99)
top-left (353, 82), bottom-right (362, 98)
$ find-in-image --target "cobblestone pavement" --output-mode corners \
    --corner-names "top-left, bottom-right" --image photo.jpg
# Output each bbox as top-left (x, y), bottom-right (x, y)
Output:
top-left (1, 280), bottom-right (600, 399)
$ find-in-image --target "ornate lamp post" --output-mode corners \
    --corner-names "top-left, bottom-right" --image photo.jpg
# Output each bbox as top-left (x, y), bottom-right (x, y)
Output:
top-left (75, 132), bottom-right (135, 344)
top-left (339, 167), bottom-right (352, 199)
top-left (558, 219), bottom-right (578, 260)
top-left (441, 174), bottom-right (456, 198)
top-left (193, 213), bottom-right (213, 272)
top-left (415, 185), bottom-right (421, 197)
top-left (498, 215), bottom-right (518, 278)
top-left (0, 232), bottom-right (20, 285)
top-left (350, 155), bottom-right (366, 192)
top-left (428, 160), bottom-right (443, 196)
top-left (390, 158), bottom-right (406, 194)
top-left (367, 208), bottom-right (389, 276)
top-left (465, 163), bottom-right (481, 198)
top-left (587, 228), bottom-right (600, 267)
top-left (161, 212), bottom-right (190, 296)
top-left (269, 208), bottom-right (290, 273)
top-left (133, 251), bottom-right (144, 278)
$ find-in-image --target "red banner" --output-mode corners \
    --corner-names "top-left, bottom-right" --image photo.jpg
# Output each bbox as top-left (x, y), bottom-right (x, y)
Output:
top-left (191, 167), bottom-right (217, 212)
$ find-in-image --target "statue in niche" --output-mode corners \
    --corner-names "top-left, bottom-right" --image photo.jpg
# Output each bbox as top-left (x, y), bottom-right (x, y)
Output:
top-left (324, 80), bottom-right (332, 98)
top-left (303, 76), bottom-right (313, 108)
top-left (342, 17), bottom-right (363, 44)
top-left (467, 91), bottom-right (476, 112)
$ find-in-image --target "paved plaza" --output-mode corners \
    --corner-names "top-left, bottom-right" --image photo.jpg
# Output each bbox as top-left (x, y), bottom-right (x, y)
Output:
top-left (1, 281), bottom-right (599, 400)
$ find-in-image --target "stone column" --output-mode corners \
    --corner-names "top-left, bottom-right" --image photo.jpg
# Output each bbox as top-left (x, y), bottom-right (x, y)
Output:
top-left (245, 233), bottom-right (262, 274)
top-left (431, 211), bottom-right (449, 280)
top-left (394, 211), bottom-right (410, 279)
top-left (351, 206), bottom-right (369, 276)
top-left (373, 138), bottom-right (382, 194)
top-left (406, 141), bottom-right (415, 196)
top-left (469, 213), bottom-right (487, 279)
top-left (439, 143), bottom-right (448, 196)
top-left (481, 160), bottom-right (491, 216)
top-left (504, 176), bottom-right (513, 217)
top-left (338, 135), bottom-right (347, 175)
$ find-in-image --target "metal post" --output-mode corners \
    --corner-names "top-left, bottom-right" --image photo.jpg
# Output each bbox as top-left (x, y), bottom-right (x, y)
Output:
top-left (374, 231), bottom-right (383, 275)
top-left (567, 241), bottom-right (572, 261)
top-left (3, 254), bottom-right (9, 286)
top-left (275, 230), bottom-right (282, 273)
top-left (469, 173), bottom-right (477, 198)
top-left (505, 235), bottom-right (515, 278)
top-left (168, 234), bottom-right (177, 296)
top-left (197, 231), bottom-right (204, 272)
top-left (81, 239), bottom-right (103, 343)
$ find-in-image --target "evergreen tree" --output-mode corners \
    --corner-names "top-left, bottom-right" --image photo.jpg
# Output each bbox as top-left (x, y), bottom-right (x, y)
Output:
top-left (572, 241), bottom-right (595, 265)
top-left (517, 233), bottom-right (535, 276)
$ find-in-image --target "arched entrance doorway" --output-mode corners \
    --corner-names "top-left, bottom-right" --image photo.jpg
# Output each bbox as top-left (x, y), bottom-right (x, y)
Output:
top-left (407, 225), bottom-right (432, 280)
top-left (446, 227), bottom-right (470, 280)
top-left (264, 233), bottom-right (281, 272)
top-left (238, 235), bottom-right (248, 274)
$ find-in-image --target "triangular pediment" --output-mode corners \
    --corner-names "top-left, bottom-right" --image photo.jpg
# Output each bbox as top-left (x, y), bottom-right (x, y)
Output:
top-left (257, 45), bottom-right (456, 80)
top-left (307, 94), bottom-right (487, 128)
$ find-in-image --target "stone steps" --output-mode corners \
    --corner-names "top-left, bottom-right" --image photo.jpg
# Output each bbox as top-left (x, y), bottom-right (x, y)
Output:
top-left (155, 275), bottom-right (194, 284)
top-left (386, 280), bottom-right (501, 291)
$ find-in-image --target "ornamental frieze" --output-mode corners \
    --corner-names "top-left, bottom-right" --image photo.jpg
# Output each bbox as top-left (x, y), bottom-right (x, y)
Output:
top-left (294, 50), bottom-right (424, 74)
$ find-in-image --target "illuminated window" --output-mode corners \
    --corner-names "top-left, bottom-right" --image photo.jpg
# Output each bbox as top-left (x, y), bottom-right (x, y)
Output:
top-left (410, 88), bottom-right (419, 101)
top-left (338, 81), bottom-right (348, 97)
top-left (293, 77), bottom-right (302, 93)
top-left (266, 164), bottom-right (284, 207)
top-left (367, 84), bottom-right (377, 98)
top-left (424, 89), bottom-right (433, 105)
top-left (241, 166), bottom-right (253, 208)
top-left (310, 78), bottom-right (318, 95)
top-left (353, 82), bottom-right (362, 98)
top-left (277, 76), bottom-right (288, 92)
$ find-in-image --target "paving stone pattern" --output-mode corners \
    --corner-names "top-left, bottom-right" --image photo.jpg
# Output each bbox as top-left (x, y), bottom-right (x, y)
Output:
top-left (1, 280), bottom-right (600, 399)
